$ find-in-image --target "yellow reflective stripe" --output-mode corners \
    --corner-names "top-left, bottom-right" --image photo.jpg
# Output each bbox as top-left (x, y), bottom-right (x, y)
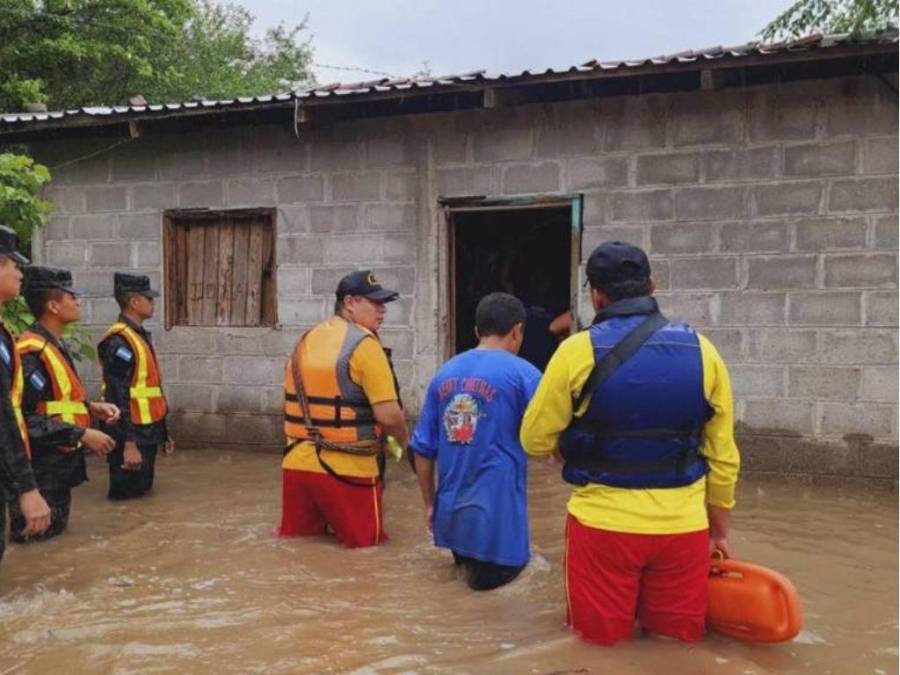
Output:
top-left (45, 401), bottom-right (89, 414)
top-left (20, 335), bottom-right (83, 424)
top-left (121, 326), bottom-right (154, 424)
top-left (16, 337), bottom-right (47, 353)
top-left (99, 322), bottom-right (129, 344)
top-left (11, 359), bottom-right (28, 447)
top-left (130, 386), bottom-right (162, 398)
top-left (40, 344), bottom-right (73, 401)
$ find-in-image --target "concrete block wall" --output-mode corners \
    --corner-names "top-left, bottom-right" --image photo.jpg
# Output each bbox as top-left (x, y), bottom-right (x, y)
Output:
top-left (426, 75), bottom-right (898, 486)
top-left (27, 73), bottom-right (899, 483)
top-left (32, 119), bottom-right (420, 449)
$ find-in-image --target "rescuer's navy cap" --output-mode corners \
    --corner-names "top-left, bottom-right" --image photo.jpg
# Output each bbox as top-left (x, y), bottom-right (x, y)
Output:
top-left (336, 270), bottom-right (399, 303)
top-left (586, 241), bottom-right (651, 287)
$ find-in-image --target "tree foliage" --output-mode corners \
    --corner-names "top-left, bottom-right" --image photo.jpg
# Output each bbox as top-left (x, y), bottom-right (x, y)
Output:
top-left (0, 153), bottom-right (94, 358)
top-left (0, 153), bottom-right (50, 337)
top-left (761, 0), bottom-right (898, 41)
top-left (0, 0), bottom-right (315, 112)
top-left (0, 153), bottom-right (52, 247)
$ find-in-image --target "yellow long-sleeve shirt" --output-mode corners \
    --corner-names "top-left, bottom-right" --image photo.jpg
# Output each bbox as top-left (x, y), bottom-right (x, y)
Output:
top-left (520, 328), bottom-right (740, 534)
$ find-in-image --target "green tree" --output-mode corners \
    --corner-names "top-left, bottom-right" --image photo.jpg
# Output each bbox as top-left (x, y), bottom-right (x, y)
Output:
top-left (158, 1), bottom-right (315, 103)
top-left (0, 153), bottom-right (51, 336)
top-left (0, 0), bottom-right (315, 112)
top-left (0, 153), bottom-right (94, 358)
top-left (761, 0), bottom-right (898, 41)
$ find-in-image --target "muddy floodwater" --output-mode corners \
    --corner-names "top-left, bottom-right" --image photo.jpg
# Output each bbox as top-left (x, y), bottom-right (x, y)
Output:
top-left (0, 451), bottom-right (896, 674)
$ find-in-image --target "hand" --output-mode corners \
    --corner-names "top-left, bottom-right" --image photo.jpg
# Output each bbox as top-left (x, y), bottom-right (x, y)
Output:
top-left (710, 537), bottom-right (733, 559)
top-left (163, 437), bottom-right (175, 456)
top-left (707, 504), bottom-right (733, 559)
top-left (122, 442), bottom-right (143, 471)
top-left (90, 401), bottom-right (121, 424)
top-left (18, 489), bottom-right (51, 536)
top-left (551, 449), bottom-right (564, 464)
top-left (81, 428), bottom-right (116, 455)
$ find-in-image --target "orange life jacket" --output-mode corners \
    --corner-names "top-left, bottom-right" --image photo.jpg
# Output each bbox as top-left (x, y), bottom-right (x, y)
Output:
top-left (16, 329), bottom-right (90, 433)
top-left (1, 322), bottom-right (31, 459)
top-left (283, 317), bottom-right (381, 449)
top-left (98, 322), bottom-right (168, 425)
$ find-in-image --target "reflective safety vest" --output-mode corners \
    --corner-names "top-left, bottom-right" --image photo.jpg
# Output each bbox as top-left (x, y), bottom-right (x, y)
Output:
top-left (1, 322), bottom-right (31, 459)
top-left (283, 318), bottom-right (380, 449)
top-left (560, 315), bottom-right (712, 489)
top-left (98, 322), bottom-right (168, 426)
top-left (16, 330), bottom-right (90, 430)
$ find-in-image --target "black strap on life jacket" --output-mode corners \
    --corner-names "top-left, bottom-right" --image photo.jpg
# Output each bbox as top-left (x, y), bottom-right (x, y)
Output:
top-left (285, 393), bottom-right (371, 407)
top-left (285, 331), bottom-right (381, 488)
top-left (573, 311), bottom-right (668, 412)
top-left (568, 445), bottom-right (703, 475)
top-left (283, 414), bottom-right (375, 427)
top-left (565, 420), bottom-right (704, 472)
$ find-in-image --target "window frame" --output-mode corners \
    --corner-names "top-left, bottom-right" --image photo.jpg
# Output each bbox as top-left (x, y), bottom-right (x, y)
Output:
top-left (162, 208), bottom-right (278, 330)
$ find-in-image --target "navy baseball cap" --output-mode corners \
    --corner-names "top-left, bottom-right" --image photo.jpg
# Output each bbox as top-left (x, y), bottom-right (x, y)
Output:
top-left (0, 225), bottom-right (29, 265)
top-left (586, 241), bottom-right (651, 287)
top-left (336, 270), bottom-right (399, 303)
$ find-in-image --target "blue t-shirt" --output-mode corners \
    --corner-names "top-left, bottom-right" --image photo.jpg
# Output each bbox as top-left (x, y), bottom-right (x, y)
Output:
top-left (411, 348), bottom-right (541, 567)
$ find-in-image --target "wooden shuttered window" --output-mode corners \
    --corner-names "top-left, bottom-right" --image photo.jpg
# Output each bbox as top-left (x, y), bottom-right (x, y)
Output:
top-left (164, 209), bottom-right (277, 328)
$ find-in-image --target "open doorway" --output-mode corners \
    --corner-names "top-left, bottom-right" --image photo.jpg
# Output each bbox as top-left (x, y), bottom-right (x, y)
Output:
top-left (444, 197), bottom-right (582, 371)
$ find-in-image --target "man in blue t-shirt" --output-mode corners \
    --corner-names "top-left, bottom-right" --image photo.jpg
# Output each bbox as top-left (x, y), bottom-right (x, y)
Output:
top-left (411, 292), bottom-right (541, 591)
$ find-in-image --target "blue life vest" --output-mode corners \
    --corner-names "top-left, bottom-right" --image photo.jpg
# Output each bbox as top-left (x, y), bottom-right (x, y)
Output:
top-left (560, 297), bottom-right (712, 489)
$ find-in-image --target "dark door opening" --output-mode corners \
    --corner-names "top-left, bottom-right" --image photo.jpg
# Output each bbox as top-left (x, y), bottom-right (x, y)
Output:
top-left (448, 202), bottom-right (580, 371)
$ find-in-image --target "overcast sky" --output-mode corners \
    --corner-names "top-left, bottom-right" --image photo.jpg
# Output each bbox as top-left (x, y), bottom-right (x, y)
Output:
top-left (238, 0), bottom-right (796, 83)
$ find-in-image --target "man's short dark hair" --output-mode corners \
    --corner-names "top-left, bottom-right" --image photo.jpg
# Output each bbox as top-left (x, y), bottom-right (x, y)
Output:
top-left (594, 276), bottom-right (653, 302)
top-left (475, 292), bottom-right (526, 338)
top-left (24, 287), bottom-right (67, 318)
top-left (115, 291), bottom-right (139, 310)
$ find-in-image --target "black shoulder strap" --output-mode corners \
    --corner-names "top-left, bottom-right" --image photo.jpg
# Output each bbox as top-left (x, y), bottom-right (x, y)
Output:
top-left (573, 312), bottom-right (668, 412)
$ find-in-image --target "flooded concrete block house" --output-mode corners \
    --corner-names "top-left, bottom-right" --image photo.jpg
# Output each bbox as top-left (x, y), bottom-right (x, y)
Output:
top-left (1, 33), bottom-right (897, 486)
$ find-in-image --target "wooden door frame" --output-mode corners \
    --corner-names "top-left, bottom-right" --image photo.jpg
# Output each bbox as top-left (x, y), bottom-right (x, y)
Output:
top-left (438, 193), bottom-right (584, 361)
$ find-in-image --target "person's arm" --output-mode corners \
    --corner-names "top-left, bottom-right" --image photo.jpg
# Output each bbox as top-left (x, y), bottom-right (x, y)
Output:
top-left (414, 455), bottom-right (436, 530)
top-left (352, 336), bottom-right (410, 450)
top-left (698, 334), bottom-right (741, 558)
top-left (520, 337), bottom-right (583, 457)
top-left (372, 401), bottom-right (408, 448)
top-left (410, 379), bottom-right (441, 530)
top-left (98, 335), bottom-right (141, 467)
top-left (549, 310), bottom-right (573, 339)
top-left (98, 335), bottom-right (136, 441)
top-left (0, 360), bottom-right (38, 496)
top-left (0, 348), bottom-right (52, 535)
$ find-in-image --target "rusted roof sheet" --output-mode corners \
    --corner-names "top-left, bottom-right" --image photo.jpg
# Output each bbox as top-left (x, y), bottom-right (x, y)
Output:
top-left (1, 30), bottom-right (895, 129)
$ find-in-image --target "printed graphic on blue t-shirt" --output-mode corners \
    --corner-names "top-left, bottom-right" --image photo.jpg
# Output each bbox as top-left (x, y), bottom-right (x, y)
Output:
top-left (412, 348), bottom-right (541, 567)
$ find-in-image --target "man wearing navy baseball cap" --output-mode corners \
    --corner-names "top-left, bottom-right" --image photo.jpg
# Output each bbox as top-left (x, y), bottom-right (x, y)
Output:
top-left (279, 269), bottom-right (408, 547)
top-left (0, 225), bottom-right (51, 561)
top-left (521, 241), bottom-right (740, 646)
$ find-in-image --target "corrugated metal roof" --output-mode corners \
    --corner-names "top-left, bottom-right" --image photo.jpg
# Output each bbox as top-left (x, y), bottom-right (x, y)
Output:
top-left (1, 30), bottom-right (896, 128)
top-left (0, 93), bottom-right (296, 125)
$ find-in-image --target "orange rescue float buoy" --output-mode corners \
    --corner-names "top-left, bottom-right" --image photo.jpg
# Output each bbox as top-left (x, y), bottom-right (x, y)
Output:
top-left (707, 554), bottom-right (803, 643)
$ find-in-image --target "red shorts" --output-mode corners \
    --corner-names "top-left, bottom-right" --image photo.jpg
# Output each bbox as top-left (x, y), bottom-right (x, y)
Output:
top-left (278, 469), bottom-right (387, 548)
top-left (564, 514), bottom-right (708, 646)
